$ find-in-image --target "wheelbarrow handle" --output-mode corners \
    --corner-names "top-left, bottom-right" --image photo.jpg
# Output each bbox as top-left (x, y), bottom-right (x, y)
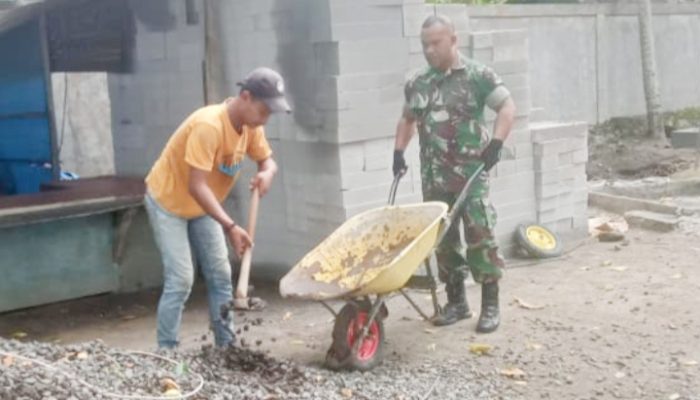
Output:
top-left (435, 163), bottom-right (486, 245)
top-left (387, 171), bottom-right (405, 206)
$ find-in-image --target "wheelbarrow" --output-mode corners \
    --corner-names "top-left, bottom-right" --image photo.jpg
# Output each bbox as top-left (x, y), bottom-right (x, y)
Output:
top-left (279, 165), bottom-right (485, 371)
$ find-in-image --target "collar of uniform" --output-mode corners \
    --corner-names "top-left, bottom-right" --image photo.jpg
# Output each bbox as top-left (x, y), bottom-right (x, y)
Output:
top-left (429, 52), bottom-right (468, 77)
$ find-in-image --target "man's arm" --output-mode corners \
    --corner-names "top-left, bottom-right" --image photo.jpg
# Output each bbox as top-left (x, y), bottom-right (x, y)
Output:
top-left (492, 97), bottom-right (516, 142)
top-left (394, 114), bottom-right (417, 151)
top-left (249, 157), bottom-right (278, 197)
top-left (393, 113), bottom-right (417, 176)
top-left (189, 168), bottom-right (251, 256)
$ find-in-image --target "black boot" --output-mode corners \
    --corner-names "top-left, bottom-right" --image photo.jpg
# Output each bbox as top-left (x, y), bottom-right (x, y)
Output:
top-left (432, 281), bottom-right (473, 326)
top-left (476, 282), bottom-right (500, 333)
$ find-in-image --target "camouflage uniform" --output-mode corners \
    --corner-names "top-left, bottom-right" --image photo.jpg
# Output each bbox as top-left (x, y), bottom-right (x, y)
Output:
top-left (404, 54), bottom-right (510, 284)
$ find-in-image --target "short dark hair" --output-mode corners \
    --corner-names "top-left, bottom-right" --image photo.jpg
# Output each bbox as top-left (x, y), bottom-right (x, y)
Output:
top-left (422, 15), bottom-right (455, 33)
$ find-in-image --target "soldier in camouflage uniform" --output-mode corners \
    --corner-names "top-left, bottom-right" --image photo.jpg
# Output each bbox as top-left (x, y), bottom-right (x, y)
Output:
top-left (392, 15), bottom-right (516, 333)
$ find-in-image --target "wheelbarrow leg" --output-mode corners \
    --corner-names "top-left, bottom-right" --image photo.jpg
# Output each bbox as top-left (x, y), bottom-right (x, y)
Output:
top-left (424, 259), bottom-right (442, 317)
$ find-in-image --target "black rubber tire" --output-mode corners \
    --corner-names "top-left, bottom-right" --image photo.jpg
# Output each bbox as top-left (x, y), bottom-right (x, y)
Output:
top-left (514, 223), bottom-right (563, 259)
top-left (325, 302), bottom-right (384, 371)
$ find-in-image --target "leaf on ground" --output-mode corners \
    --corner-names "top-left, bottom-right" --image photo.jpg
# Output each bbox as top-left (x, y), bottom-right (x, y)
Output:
top-left (513, 297), bottom-right (546, 310)
top-left (601, 260), bottom-right (613, 267)
top-left (469, 343), bottom-right (493, 356)
top-left (340, 388), bottom-right (353, 398)
top-left (427, 343), bottom-right (436, 351)
top-left (526, 342), bottom-right (543, 351)
top-left (500, 367), bottom-right (526, 380)
top-left (160, 377), bottom-right (180, 392)
top-left (668, 394), bottom-right (680, 400)
top-left (174, 362), bottom-right (188, 376)
top-left (680, 360), bottom-right (698, 367)
top-left (76, 351), bottom-right (89, 360)
top-left (610, 266), bottom-right (629, 272)
top-left (424, 328), bottom-right (436, 334)
top-left (282, 312), bottom-right (293, 321)
top-left (1, 356), bottom-right (13, 367)
top-left (614, 371), bottom-right (626, 379)
top-left (671, 273), bottom-right (683, 279)
top-left (10, 331), bottom-right (27, 339)
top-left (163, 388), bottom-right (182, 398)
top-left (512, 380), bottom-right (528, 386)
top-left (291, 340), bottom-right (305, 345)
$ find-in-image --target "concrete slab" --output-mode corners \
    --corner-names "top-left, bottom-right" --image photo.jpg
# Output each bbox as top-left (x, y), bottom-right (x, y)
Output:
top-left (671, 127), bottom-right (700, 149)
top-left (624, 210), bottom-right (678, 232)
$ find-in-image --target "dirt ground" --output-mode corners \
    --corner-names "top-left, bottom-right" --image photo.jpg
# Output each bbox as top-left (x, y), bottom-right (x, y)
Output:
top-left (1, 224), bottom-right (698, 400)
top-left (587, 117), bottom-right (699, 181)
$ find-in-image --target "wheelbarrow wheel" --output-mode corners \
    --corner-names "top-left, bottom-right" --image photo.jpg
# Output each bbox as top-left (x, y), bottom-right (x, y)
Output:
top-left (325, 302), bottom-right (384, 371)
top-left (515, 223), bottom-right (562, 258)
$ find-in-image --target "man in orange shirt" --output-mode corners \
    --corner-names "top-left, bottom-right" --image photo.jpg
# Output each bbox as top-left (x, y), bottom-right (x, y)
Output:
top-left (144, 67), bottom-right (289, 349)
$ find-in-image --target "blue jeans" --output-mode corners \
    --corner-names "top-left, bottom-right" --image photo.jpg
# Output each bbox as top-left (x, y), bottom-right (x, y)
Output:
top-left (144, 193), bottom-right (234, 348)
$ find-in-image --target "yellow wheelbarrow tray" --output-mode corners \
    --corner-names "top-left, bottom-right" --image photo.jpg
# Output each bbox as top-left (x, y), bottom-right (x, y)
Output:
top-left (279, 165), bottom-right (485, 371)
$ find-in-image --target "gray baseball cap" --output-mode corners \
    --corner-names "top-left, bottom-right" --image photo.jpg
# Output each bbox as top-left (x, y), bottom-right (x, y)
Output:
top-left (237, 67), bottom-right (291, 113)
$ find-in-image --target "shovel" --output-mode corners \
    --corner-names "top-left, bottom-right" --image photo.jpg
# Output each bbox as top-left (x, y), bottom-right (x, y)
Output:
top-left (232, 187), bottom-right (266, 311)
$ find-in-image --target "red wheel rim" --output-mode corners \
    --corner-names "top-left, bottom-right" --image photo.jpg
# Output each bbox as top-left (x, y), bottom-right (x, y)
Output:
top-left (346, 311), bottom-right (380, 361)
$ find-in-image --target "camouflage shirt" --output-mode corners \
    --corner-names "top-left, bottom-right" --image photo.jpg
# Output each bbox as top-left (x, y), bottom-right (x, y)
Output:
top-left (404, 54), bottom-right (510, 194)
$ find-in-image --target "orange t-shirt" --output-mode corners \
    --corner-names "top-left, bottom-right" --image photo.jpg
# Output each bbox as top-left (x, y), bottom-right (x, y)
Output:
top-left (145, 100), bottom-right (272, 218)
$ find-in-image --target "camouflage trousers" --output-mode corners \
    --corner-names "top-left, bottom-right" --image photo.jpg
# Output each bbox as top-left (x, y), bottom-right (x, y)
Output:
top-left (423, 186), bottom-right (505, 285)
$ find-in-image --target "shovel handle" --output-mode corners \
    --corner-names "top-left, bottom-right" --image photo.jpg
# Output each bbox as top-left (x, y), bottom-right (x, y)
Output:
top-left (235, 188), bottom-right (260, 300)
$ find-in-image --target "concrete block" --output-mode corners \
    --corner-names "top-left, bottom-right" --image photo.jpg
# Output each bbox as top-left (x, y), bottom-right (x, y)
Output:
top-left (558, 151), bottom-right (573, 167)
top-left (624, 210), bottom-right (678, 232)
top-left (514, 143), bottom-right (533, 160)
top-left (530, 121), bottom-right (588, 143)
top-left (670, 127), bottom-right (700, 149)
top-left (491, 59), bottom-right (529, 75)
top-left (572, 148), bottom-right (589, 164)
top-left (533, 139), bottom-right (569, 158)
top-left (470, 32), bottom-right (493, 49)
top-left (515, 156), bottom-right (534, 173)
top-left (402, 3), bottom-right (431, 36)
top-left (534, 156), bottom-right (558, 172)
top-left (501, 73), bottom-right (529, 90)
top-left (336, 72), bottom-right (406, 92)
top-left (323, 21), bottom-right (404, 42)
top-left (471, 48), bottom-right (494, 64)
top-left (494, 44), bottom-right (529, 63)
top-left (513, 128), bottom-right (532, 144)
top-left (335, 38), bottom-right (409, 74)
top-left (492, 29), bottom-right (528, 48)
top-left (495, 159), bottom-right (517, 177)
top-left (330, 2), bottom-right (401, 24)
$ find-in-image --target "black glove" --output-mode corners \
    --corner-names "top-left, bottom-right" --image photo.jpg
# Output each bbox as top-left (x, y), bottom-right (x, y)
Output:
top-left (480, 139), bottom-right (503, 172)
top-left (393, 149), bottom-right (407, 177)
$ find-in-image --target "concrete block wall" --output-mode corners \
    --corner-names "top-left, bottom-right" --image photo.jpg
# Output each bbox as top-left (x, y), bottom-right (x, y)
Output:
top-left (109, 0), bottom-right (205, 177)
top-left (531, 122), bottom-right (589, 237)
top-left (107, 0), bottom-right (591, 279)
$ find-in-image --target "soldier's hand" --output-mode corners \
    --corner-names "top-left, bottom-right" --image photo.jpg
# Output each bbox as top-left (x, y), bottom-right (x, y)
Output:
top-left (393, 149), bottom-right (407, 177)
top-left (480, 139), bottom-right (503, 172)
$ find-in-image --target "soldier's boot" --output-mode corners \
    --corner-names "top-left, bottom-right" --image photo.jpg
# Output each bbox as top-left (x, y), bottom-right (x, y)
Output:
top-left (432, 281), bottom-right (473, 326)
top-left (476, 282), bottom-right (500, 333)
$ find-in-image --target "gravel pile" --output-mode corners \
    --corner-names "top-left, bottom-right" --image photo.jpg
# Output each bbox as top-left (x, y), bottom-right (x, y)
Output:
top-left (0, 337), bottom-right (514, 400)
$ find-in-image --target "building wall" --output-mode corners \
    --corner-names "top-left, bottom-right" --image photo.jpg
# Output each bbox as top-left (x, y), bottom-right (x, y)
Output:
top-left (108, 0), bottom-right (592, 282)
top-left (467, 3), bottom-right (700, 123)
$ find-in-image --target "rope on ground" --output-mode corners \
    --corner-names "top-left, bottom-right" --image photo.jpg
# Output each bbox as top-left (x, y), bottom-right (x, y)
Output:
top-left (0, 349), bottom-right (205, 400)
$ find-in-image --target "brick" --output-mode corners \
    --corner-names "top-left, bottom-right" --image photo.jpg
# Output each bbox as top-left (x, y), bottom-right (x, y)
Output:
top-left (494, 44), bottom-right (528, 63)
top-left (402, 3), bottom-right (431, 36)
top-left (492, 29), bottom-right (527, 47)
top-left (324, 21), bottom-right (404, 42)
top-left (572, 148), bottom-right (589, 164)
top-left (471, 48), bottom-right (494, 64)
top-left (558, 151), bottom-right (573, 167)
top-left (434, 4), bottom-right (469, 31)
top-left (513, 128), bottom-right (533, 144)
top-left (495, 159), bottom-right (517, 177)
top-left (330, 2), bottom-right (401, 24)
top-left (515, 156), bottom-right (533, 172)
top-left (514, 143), bottom-right (533, 159)
top-left (533, 139), bottom-right (569, 158)
top-left (501, 73), bottom-right (529, 90)
top-left (491, 59), bottom-right (529, 75)
top-left (530, 122), bottom-right (588, 142)
top-left (534, 156), bottom-right (558, 172)
top-left (336, 72), bottom-right (405, 92)
top-left (470, 32), bottom-right (493, 49)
